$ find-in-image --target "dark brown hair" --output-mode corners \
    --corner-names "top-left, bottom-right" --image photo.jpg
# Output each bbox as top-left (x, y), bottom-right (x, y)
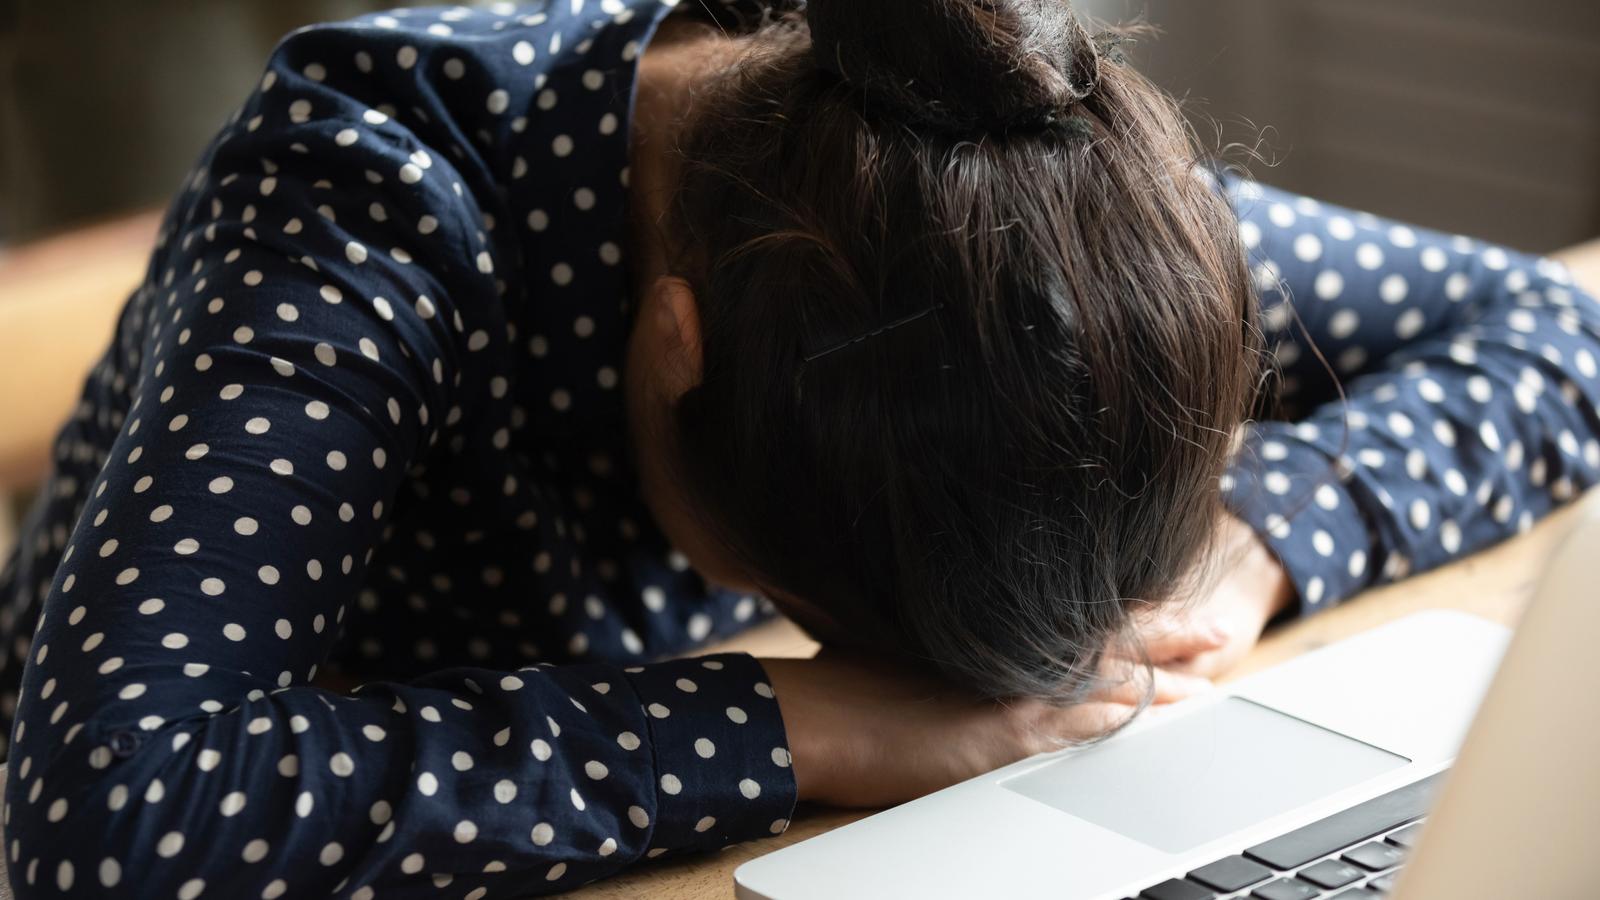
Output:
top-left (663, 0), bottom-right (1262, 702)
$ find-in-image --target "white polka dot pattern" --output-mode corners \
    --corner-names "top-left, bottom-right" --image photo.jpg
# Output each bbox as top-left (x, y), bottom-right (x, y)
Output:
top-left (1216, 170), bottom-right (1600, 611)
top-left (0, 2), bottom-right (797, 896)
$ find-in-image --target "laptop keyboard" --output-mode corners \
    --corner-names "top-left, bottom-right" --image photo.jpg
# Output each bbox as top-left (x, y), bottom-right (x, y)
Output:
top-left (1125, 773), bottom-right (1444, 900)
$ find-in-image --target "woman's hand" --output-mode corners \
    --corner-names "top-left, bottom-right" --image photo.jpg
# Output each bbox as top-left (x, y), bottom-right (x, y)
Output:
top-left (759, 518), bottom-right (1287, 808)
top-left (760, 653), bottom-right (1212, 808)
top-left (1120, 515), bottom-right (1296, 680)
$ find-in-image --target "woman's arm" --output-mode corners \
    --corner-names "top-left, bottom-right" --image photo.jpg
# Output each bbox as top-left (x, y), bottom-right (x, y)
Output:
top-left (6, 11), bottom-right (797, 899)
top-left (1218, 172), bottom-right (1600, 614)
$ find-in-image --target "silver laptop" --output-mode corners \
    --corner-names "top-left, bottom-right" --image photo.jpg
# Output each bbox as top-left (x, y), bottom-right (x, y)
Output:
top-left (735, 502), bottom-right (1600, 900)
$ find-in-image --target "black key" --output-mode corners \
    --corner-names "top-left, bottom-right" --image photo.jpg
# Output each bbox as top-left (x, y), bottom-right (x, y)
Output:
top-left (1250, 878), bottom-right (1321, 900)
top-left (1368, 872), bottom-right (1398, 892)
top-left (1140, 879), bottom-right (1216, 900)
top-left (1189, 855), bottom-right (1273, 892)
top-left (1330, 890), bottom-right (1382, 899)
top-left (1343, 841), bottom-right (1406, 871)
top-left (1245, 774), bottom-right (1443, 870)
top-left (1298, 859), bottom-right (1364, 889)
top-left (1384, 823), bottom-right (1424, 849)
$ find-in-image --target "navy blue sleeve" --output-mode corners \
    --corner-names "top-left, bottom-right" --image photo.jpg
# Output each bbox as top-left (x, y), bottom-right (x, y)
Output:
top-left (2, 7), bottom-right (796, 899)
top-left (1217, 173), bottom-right (1600, 613)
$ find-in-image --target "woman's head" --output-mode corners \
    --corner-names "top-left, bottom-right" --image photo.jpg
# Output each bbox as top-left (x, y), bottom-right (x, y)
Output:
top-left (628, 0), bottom-right (1261, 702)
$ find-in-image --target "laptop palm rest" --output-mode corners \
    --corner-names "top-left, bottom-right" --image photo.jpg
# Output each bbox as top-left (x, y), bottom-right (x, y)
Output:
top-left (733, 610), bottom-right (1511, 900)
top-left (1002, 697), bottom-right (1409, 854)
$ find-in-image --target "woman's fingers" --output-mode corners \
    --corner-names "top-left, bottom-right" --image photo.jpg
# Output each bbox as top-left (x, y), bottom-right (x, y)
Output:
top-left (1031, 701), bottom-right (1145, 747)
top-left (1085, 664), bottom-right (1215, 706)
top-left (1114, 607), bottom-right (1231, 667)
top-left (1147, 646), bottom-right (1229, 679)
top-left (1146, 625), bottom-right (1229, 666)
top-left (1021, 673), bottom-right (1217, 755)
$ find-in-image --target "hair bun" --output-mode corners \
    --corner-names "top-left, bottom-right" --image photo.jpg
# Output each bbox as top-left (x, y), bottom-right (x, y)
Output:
top-left (806, 0), bottom-right (1102, 135)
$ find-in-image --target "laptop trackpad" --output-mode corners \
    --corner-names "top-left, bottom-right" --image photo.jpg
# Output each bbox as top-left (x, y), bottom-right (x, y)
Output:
top-left (1002, 697), bottom-right (1409, 854)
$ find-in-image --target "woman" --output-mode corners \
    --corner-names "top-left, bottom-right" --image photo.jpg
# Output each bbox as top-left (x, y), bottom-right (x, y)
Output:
top-left (2, 0), bottom-right (1596, 896)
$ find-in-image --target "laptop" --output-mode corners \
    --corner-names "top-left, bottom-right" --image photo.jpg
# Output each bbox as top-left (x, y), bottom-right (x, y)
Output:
top-left (734, 501), bottom-right (1600, 900)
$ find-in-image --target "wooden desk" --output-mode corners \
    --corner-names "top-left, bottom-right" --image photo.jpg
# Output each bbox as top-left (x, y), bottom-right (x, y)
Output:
top-left (568, 241), bottom-right (1600, 899)
top-left (0, 210), bottom-right (164, 491)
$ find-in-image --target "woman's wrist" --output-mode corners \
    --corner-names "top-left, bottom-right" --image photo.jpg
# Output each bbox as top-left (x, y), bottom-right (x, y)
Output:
top-left (1221, 515), bottom-right (1297, 621)
top-left (761, 658), bottom-right (829, 803)
top-left (1244, 527), bottom-right (1297, 620)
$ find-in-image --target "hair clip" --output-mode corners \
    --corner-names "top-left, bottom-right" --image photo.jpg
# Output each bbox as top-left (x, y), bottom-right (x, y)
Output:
top-left (801, 303), bottom-right (945, 365)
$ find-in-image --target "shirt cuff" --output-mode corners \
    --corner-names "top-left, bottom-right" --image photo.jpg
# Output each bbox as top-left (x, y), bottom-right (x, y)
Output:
top-left (622, 652), bottom-right (798, 855)
top-left (1222, 424), bottom-right (1381, 615)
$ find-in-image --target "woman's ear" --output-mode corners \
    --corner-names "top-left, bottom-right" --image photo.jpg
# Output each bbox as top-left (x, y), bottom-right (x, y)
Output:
top-left (647, 275), bottom-right (704, 396)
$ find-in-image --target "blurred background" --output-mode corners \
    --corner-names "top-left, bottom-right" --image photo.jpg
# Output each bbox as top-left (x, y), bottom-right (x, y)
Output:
top-left (0, 0), bottom-right (437, 243)
top-left (2, 0), bottom-right (1600, 556)
top-left (1082, 0), bottom-right (1600, 252)
top-left (3, 0), bottom-right (1598, 249)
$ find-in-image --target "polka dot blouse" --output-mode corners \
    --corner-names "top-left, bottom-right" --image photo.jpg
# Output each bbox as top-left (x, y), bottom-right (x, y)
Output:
top-left (0, 1), bottom-right (1596, 897)
top-left (1215, 170), bottom-right (1600, 610)
top-left (0, 3), bottom-right (798, 897)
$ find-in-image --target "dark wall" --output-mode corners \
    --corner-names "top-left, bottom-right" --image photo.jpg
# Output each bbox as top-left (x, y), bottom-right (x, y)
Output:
top-left (1091, 0), bottom-right (1600, 252)
top-left (0, 0), bottom-right (426, 243)
top-left (4, 0), bottom-right (1599, 250)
